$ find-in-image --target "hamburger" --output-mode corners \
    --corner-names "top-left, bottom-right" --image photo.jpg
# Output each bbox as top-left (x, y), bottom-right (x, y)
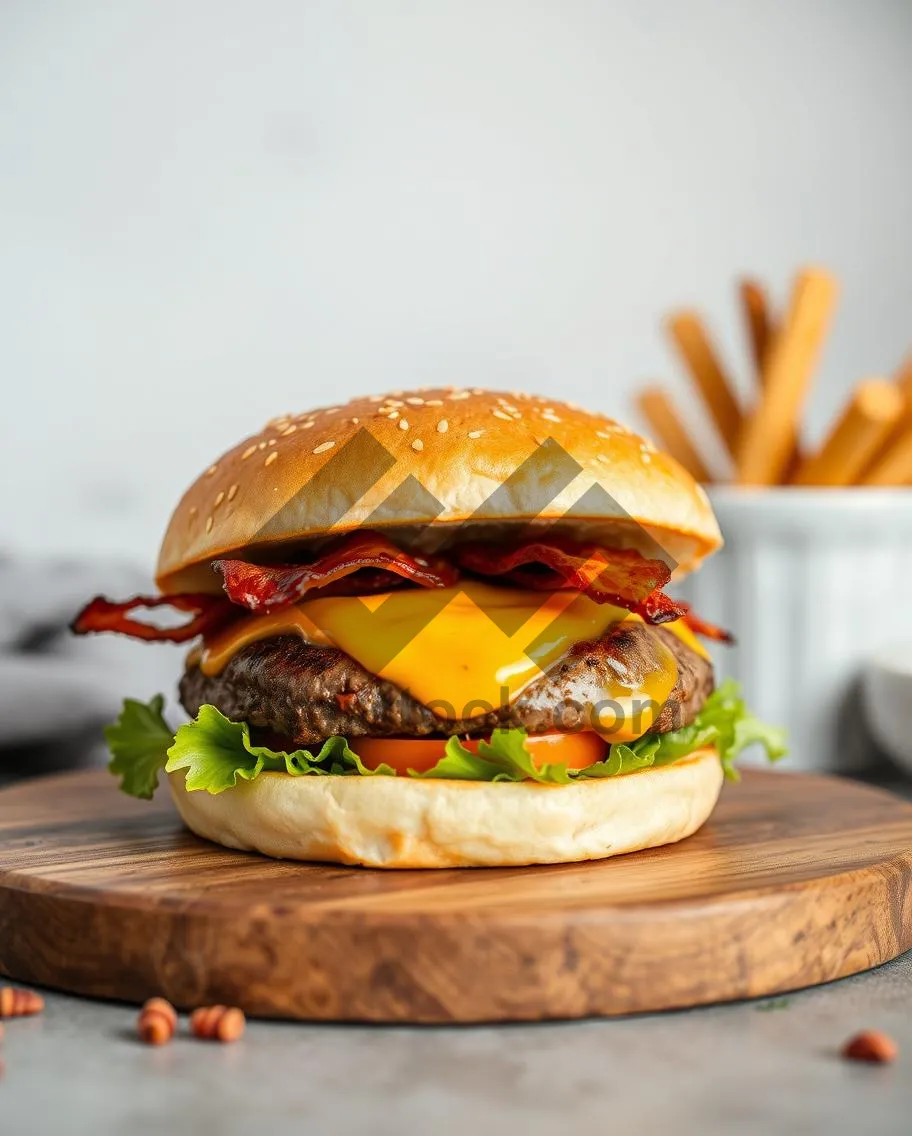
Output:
top-left (72, 388), bottom-right (784, 867)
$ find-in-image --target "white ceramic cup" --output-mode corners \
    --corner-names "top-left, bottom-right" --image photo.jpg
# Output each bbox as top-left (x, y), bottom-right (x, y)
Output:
top-left (674, 487), bottom-right (912, 773)
top-left (861, 645), bottom-right (912, 774)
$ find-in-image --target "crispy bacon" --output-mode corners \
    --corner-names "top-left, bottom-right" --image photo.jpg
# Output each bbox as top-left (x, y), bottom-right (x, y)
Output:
top-left (679, 605), bottom-right (735, 644)
top-left (71, 532), bottom-right (731, 646)
top-left (213, 531), bottom-right (458, 613)
top-left (455, 538), bottom-right (687, 625)
top-left (71, 594), bottom-right (236, 643)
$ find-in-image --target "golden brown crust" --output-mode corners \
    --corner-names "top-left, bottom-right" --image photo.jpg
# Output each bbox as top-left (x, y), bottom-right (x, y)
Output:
top-left (156, 388), bottom-right (721, 592)
top-left (167, 747), bottom-right (724, 869)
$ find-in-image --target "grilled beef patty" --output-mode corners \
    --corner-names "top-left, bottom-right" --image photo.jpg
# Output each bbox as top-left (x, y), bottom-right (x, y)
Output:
top-left (179, 622), bottom-right (713, 746)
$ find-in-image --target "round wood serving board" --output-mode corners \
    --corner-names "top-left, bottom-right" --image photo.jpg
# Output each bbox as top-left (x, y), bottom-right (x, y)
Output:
top-left (1, 768), bottom-right (911, 1023)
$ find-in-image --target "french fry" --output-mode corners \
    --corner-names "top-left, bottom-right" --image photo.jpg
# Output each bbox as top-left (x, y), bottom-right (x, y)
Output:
top-left (857, 350), bottom-right (912, 479)
top-left (861, 426), bottom-right (912, 486)
top-left (894, 350), bottom-right (912, 400)
top-left (739, 279), bottom-right (774, 384)
top-left (791, 379), bottom-right (903, 486)
top-left (666, 312), bottom-right (743, 459)
top-left (735, 267), bottom-right (838, 486)
top-left (635, 386), bottom-right (714, 483)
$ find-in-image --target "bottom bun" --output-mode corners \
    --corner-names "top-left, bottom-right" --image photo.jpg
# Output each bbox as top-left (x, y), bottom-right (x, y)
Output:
top-left (168, 746), bottom-right (723, 869)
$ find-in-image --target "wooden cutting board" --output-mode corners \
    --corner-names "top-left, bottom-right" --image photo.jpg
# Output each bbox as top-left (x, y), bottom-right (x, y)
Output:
top-left (1, 767), bottom-right (911, 1023)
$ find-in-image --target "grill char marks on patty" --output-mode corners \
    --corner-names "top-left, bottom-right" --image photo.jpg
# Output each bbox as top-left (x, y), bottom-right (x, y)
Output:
top-left (179, 623), bottom-right (713, 747)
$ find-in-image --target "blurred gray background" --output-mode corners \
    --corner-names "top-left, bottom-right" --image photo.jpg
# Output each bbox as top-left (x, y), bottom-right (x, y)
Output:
top-left (2, 0), bottom-right (911, 570)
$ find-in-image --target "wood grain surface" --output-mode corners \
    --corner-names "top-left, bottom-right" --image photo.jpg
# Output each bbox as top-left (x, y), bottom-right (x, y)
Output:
top-left (1, 768), bottom-right (911, 1022)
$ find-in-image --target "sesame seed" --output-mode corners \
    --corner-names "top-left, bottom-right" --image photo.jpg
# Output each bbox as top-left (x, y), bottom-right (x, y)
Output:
top-left (214, 491), bottom-right (225, 508)
top-left (265, 451), bottom-right (278, 466)
top-left (205, 464), bottom-right (218, 477)
top-left (299, 420), bottom-right (315, 429)
top-left (405, 397), bottom-right (424, 406)
top-left (448, 391), bottom-right (471, 401)
top-left (227, 484), bottom-right (238, 501)
top-left (350, 417), bottom-right (360, 424)
top-left (282, 424), bottom-right (297, 436)
top-left (424, 399), bottom-right (444, 406)
top-left (437, 418), bottom-right (449, 433)
top-left (367, 395), bottom-right (383, 403)
top-left (386, 399), bottom-right (404, 408)
top-left (188, 506), bottom-right (198, 518)
top-left (205, 516), bottom-right (214, 533)
top-left (492, 409), bottom-right (513, 421)
top-left (596, 430), bottom-right (612, 439)
top-left (258, 441), bottom-right (267, 450)
top-left (468, 429), bottom-right (485, 439)
top-left (399, 419), bottom-right (409, 431)
top-left (267, 438), bottom-right (277, 446)
top-left (411, 438), bottom-right (424, 451)
top-left (313, 441), bottom-right (336, 454)
top-left (241, 445), bottom-right (257, 460)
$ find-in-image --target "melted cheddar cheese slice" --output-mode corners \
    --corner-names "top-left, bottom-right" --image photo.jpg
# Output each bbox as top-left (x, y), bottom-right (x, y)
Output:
top-left (199, 582), bottom-right (705, 742)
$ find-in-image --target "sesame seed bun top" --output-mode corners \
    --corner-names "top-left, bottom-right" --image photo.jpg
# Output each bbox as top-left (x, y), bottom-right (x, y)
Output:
top-left (155, 388), bottom-right (721, 593)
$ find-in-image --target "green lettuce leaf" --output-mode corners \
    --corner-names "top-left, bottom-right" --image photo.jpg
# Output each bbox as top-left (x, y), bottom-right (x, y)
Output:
top-left (105, 679), bottom-right (785, 798)
top-left (646, 678), bottom-right (788, 780)
top-left (104, 694), bottom-right (173, 800)
top-left (575, 739), bottom-right (660, 779)
top-left (413, 681), bottom-right (785, 784)
top-left (412, 729), bottom-right (576, 783)
top-left (164, 707), bottom-right (396, 792)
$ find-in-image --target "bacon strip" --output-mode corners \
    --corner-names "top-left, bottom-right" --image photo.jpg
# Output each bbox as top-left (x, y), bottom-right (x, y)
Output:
top-left (71, 533), bottom-right (731, 645)
top-left (71, 594), bottom-right (236, 643)
top-left (679, 605), bottom-right (736, 644)
top-left (214, 531), bottom-right (458, 613)
top-left (455, 538), bottom-right (687, 625)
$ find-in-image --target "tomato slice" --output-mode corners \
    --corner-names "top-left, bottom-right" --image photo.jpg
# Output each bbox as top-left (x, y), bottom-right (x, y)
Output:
top-left (356, 737), bottom-right (451, 775)
top-left (355, 731), bottom-right (607, 776)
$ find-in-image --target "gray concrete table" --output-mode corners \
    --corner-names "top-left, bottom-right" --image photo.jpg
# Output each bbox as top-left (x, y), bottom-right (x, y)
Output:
top-left (2, 954), bottom-right (911, 1135)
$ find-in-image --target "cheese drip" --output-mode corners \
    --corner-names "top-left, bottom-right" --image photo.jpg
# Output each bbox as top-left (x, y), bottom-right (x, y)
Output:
top-left (199, 582), bottom-right (701, 742)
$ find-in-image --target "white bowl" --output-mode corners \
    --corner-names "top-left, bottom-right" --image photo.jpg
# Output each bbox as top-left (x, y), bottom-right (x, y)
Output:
top-left (862, 645), bottom-right (912, 773)
top-left (675, 486), bottom-right (912, 773)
